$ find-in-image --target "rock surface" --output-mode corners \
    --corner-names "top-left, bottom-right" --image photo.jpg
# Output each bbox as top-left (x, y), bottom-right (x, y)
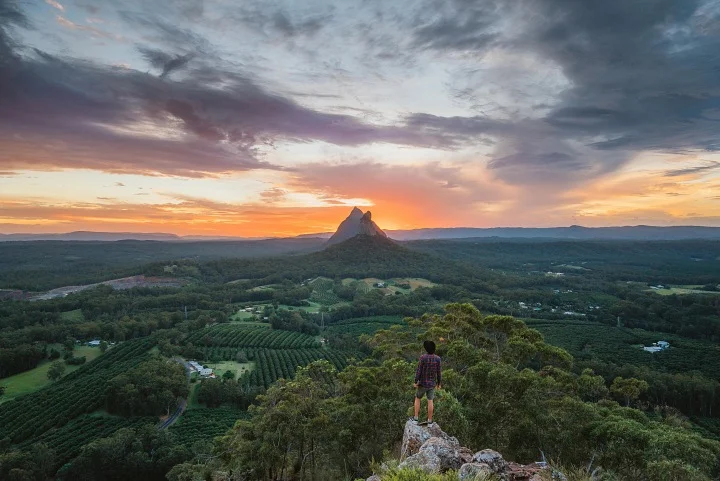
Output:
top-left (472, 449), bottom-right (509, 473)
top-left (399, 436), bottom-right (463, 473)
top-left (401, 419), bottom-right (460, 458)
top-left (327, 207), bottom-right (387, 245)
top-left (458, 462), bottom-right (492, 480)
top-left (368, 421), bottom-right (546, 481)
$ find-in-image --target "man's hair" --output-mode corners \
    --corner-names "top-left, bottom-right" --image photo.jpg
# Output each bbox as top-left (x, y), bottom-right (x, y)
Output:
top-left (423, 340), bottom-right (436, 354)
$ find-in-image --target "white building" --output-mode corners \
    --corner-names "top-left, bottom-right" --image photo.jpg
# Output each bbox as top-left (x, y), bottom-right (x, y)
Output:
top-left (88, 340), bottom-right (101, 347)
top-left (657, 341), bottom-right (670, 348)
top-left (643, 346), bottom-right (663, 353)
top-left (199, 368), bottom-right (213, 377)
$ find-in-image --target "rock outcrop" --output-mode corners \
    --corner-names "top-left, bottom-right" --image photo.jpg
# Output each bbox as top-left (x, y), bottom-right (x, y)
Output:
top-left (368, 421), bottom-right (545, 481)
top-left (327, 207), bottom-right (388, 245)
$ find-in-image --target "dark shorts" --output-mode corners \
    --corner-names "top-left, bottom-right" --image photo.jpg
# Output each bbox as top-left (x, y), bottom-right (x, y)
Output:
top-left (416, 386), bottom-right (435, 400)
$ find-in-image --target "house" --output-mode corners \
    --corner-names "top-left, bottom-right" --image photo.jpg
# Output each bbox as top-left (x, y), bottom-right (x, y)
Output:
top-left (199, 368), bottom-right (213, 377)
top-left (88, 340), bottom-right (101, 347)
top-left (188, 361), bottom-right (204, 372)
top-left (375, 282), bottom-right (386, 288)
top-left (643, 341), bottom-right (670, 353)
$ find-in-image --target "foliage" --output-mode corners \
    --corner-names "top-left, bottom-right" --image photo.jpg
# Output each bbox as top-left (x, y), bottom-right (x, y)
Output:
top-left (106, 358), bottom-right (189, 417)
top-left (610, 377), bottom-right (649, 407)
top-left (0, 337), bottom-right (154, 446)
top-left (47, 360), bottom-right (65, 381)
top-left (169, 407), bottom-right (248, 448)
top-left (185, 324), bottom-right (321, 349)
top-left (14, 414), bottom-right (155, 472)
top-left (55, 425), bottom-right (190, 481)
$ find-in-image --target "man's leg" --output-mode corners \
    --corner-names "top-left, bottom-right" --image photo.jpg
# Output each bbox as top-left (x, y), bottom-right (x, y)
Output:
top-left (427, 399), bottom-right (434, 422)
top-left (414, 395), bottom-right (421, 420)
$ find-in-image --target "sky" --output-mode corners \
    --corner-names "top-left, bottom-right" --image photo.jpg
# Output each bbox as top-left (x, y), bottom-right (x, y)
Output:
top-left (1, 0), bottom-right (720, 237)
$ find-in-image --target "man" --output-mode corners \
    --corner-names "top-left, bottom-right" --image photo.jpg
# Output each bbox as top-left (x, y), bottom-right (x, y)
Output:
top-left (412, 340), bottom-right (442, 425)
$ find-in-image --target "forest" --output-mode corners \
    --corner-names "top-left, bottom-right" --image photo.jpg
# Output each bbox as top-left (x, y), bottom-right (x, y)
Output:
top-left (0, 236), bottom-right (719, 480)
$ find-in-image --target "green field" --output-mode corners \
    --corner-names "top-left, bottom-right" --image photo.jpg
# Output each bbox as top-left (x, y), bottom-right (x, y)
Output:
top-left (648, 285), bottom-right (720, 296)
top-left (0, 345), bottom-right (103, 403)
top-left (170, 407), bottom-right (248, 447)
top-left (59, 309), bottom-right (85, 322)
top-left (206, 361), bottom-right (255, 379)
top-left (524, 319), bottom-right (720, 380)
top-left (230, 309), bottom-right (257, 321)
top-left (325, 316), bottom-right (405, 337)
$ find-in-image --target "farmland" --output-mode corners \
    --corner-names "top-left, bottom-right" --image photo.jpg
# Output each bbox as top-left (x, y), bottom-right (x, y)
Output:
top-left (170, 407), bottom-right (248, 447)
top-left (0, 345), bottom-right (103, 403)
top-left (185, 324), bottom-right (321, 349)
top-left (525, 319), bottom-right (720, 380)
top-left (0, 338), bottom-right (154, 446)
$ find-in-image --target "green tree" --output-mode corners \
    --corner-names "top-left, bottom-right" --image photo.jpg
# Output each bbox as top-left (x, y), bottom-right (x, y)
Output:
top-left (105, 359), bottom-right (189, 416)
top-left (0, 385), bottom-right (5, 397)
top-left (99, 340), bottom-right (108, 352)
top-left (63, 337), bottom-right (76, 353)
top-left (611, 377), bottom-right (649, 407)
top-left (222, 369), bottom-right (235, 381)
top-left (56, 425), bottom-right (190, 481)
top-left (47, 360), bottom-right (66, 381)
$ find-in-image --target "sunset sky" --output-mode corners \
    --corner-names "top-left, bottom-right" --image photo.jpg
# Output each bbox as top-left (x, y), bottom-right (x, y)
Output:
top-left (1, 0), bottom-right (720, 236)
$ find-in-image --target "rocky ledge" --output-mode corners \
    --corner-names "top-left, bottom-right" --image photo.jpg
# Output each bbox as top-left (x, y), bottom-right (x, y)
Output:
top-left (368, 420), bottom-right (545, 480)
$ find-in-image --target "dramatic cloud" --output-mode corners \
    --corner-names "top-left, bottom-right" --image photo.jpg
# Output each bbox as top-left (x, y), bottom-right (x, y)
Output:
top-left (664, 161), bottom-right (720, 177)
top-left (2, 0), bottom-right (720, 233)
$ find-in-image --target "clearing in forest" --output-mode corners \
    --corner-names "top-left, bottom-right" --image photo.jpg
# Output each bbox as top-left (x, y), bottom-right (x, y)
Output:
top-left (0, 345), bottom-right (103, 403)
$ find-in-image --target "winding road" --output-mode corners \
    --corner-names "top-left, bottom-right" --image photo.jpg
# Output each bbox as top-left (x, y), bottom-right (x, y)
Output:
top-left (158, 358), bottom-right (191, 430)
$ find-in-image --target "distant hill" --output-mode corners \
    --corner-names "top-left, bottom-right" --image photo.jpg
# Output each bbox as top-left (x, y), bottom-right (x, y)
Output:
top-left (327, 207), bottom-right (387, 245)
top-left (0, 231), bottom-right (271, 242)
top-left (0, 231), bottom-right (182, 242)
top-left (3, 225), bottom-right (720, 243)
top-left (311, 225), bottom-right (720, 241)
top-left (387, 225), bottom-right (720, 240)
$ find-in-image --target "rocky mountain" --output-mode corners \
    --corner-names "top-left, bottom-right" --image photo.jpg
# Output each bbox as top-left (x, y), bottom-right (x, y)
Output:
top-left (367, 421), bottom-right (545, 481)
top-left (326, 207), bottom-right (388, 245)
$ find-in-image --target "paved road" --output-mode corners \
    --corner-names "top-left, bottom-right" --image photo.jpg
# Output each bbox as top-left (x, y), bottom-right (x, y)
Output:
top-left (158, 358), bottom-right (191, 430)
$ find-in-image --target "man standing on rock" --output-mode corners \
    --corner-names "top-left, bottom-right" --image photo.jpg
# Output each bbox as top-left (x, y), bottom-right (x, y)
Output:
top-left (412, 340), bottom-right (442, 425)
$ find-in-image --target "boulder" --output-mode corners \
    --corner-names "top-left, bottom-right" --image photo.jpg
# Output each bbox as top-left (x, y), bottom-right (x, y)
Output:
top-left (472, 449), bottom-right (508, 474)
top-left (398, 446), bottom-right (443, 474)
top-left (459, 446), bottom-right (474, 464)
top-left (366, 475), bottom-right (382, 481)
top-left (458, 462), bottom-right (493, 480)
top-left (401, 420), bottom-right (459, 459)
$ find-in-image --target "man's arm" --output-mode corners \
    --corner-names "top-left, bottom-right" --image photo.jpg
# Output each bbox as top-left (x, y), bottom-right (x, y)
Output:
top-left (414, 357), bottom-right (423, 385)
top-left (436, 357), bottom-right (442, 387)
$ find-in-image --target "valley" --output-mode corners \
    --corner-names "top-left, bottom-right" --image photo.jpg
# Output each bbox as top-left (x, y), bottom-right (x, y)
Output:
top-left (1, 210), bottom-right (719, 480)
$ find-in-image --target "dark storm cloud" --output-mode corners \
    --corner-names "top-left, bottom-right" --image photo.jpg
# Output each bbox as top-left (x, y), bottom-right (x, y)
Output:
top-left (137, 46), bottom-right (193, 78)
top-left (664, 161), bottom-right (720, 177)
top-left (401, 0), bottom-right (720, 185)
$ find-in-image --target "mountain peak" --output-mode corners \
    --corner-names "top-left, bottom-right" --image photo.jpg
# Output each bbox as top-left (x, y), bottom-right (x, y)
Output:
top-left (327, 207), bottom-right (388, 245)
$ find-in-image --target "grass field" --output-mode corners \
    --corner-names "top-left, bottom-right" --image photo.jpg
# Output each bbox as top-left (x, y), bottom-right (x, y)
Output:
top-left (59, 309), bottom-right (85, 322)
top-left (0, 345), bottom-right (103, 403)
top-left (206, 361), bottom-right (255, 379)
top-left (647, 285), bottom-right (720, 296)
top-left (230, 309), bottom-right (257, 321)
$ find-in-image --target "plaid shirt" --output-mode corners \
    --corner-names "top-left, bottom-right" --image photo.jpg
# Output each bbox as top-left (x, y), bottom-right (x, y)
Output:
top-left (415, 354), bottom-right (442, 388)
